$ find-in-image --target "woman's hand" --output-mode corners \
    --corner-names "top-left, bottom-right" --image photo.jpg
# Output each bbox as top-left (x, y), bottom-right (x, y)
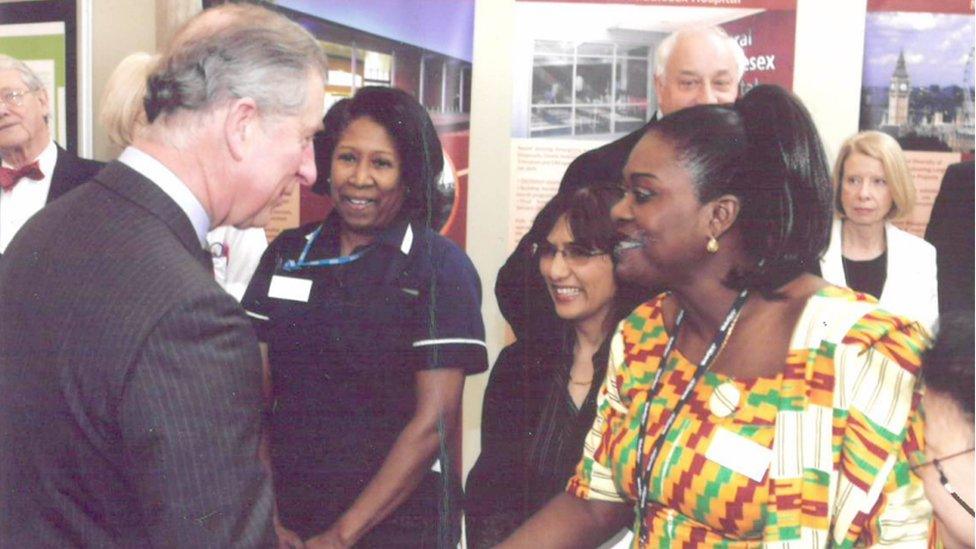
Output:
top-left (275, 519), bottom-right (305, 549)
top-left (304, 529), bottom-right (348, 549)
top-left (309, 368), bottom-right (465, 544)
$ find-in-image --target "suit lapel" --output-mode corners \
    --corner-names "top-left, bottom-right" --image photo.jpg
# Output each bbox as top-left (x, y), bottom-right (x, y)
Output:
top-left (878, 223), bottom-right (897, 304)
top-left (46, 146), bottom-right (80, 204)
top-left (92, 161), bottom-right (211, 269)
top-left (820, 218), bottom-right (846, 285)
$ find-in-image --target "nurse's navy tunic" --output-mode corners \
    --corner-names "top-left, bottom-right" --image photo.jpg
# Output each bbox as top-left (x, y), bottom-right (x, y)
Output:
top-left (242, 213), bottom-right (488, 545)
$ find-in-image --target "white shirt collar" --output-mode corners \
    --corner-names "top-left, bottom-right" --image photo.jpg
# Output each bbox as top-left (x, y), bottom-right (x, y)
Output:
top-left (1, 139), bottom-right (57, 175)
top-left (118, 146), bottom-right (211, 246)
top-left (0, 140), bottom-right (58, 253)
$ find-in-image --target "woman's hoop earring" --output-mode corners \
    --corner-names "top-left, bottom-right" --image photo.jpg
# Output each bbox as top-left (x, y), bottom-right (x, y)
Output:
top-left (706, 236), bottom-right (719, 254)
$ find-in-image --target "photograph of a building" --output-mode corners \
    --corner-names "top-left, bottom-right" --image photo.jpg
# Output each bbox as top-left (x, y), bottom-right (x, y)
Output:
top-left (215, 0), bottom-right (476, 245)
top-left (860, 12), bottom-right (975, 153)
top-left (510, 2), bottom-right (796, 141)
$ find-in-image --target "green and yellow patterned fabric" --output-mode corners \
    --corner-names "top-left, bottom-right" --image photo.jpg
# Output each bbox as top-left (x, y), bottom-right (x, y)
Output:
top-left (568, 287), bottom-right (932, 548)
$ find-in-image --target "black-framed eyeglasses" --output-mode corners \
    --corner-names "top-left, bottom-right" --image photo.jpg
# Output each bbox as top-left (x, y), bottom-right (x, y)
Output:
top-left (532, 241), bottom-right (607, 267)
top-left (911, 446), bottom-right (975, 517)
top-left (0, 89), bottom-right (36, 108)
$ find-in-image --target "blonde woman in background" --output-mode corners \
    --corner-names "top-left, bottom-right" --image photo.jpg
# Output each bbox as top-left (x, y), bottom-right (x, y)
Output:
top-left (819, 130), bottom-right (938, 329)
top-left (99, 51), bottom-right (268, 300)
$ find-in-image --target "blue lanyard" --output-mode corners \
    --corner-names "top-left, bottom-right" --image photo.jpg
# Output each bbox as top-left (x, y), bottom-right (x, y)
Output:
top-left (281, 224), bottom-right (368, 272)
top-left (634, 288), bottom-right (749, 547)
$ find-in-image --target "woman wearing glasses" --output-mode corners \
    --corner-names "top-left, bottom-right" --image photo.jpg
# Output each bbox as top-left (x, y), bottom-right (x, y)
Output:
top-left (500, 85), bottom-right (931, 547)
top-left (917, 312), bottom-right (974, 549)
top-left (465, 185), bottom-right (644, 547)
top-left (242, 87), bottom-right (487, 547)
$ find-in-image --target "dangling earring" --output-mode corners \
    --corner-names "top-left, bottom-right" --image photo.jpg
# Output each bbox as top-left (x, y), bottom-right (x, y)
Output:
top-left (706, 235), bottom-right (719, 254)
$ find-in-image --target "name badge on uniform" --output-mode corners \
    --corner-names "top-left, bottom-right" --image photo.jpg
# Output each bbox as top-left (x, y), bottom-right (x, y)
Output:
top-left (704, 427), bottom-right (773, 482)
top-left (268, 275), bottom-right (312, 302)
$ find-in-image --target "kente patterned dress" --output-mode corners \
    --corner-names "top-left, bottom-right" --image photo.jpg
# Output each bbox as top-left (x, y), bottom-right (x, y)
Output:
top-left (567, 286), bottom-right (932, 548)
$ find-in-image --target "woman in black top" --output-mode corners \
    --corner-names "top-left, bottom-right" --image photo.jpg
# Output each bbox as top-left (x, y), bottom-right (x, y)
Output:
top-left (818, 130), bottom-right (937, 327)
top-left (465, 185), bottom-right (644, 547)
top-left (242, 87), bottom-right (488, 548)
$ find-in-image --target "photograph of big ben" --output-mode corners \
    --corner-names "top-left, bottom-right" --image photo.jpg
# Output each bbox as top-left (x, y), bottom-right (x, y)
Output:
top-left (859, 10), bottom-right (974, 153)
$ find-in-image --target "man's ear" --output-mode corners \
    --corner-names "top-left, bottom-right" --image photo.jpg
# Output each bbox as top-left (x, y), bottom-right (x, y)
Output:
top-left (35, 87), bottom-right (49, 108)
top-left (35, 88), bottom-right (50, 120)
top-left (653, 73), bottom-right (665, 101)
top-left (707, 194), bottom-right (741, 238)
top-left (224, 97), bottom-right (259, 161)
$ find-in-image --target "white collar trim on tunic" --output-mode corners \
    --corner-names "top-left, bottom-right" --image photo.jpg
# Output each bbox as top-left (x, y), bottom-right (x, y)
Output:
top-left (306, 218), bottom-right (413, 255)
top-left (399, 224), bottom-right (413, 255)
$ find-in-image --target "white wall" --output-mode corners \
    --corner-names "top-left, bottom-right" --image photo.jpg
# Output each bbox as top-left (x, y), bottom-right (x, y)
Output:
top-left (463, 0), bottom-right (517, 478)
top-left (793, 0), bottom-right (867, 162)
top-left (463, 0), bottom-right (870, 478)
top-left (87, 0), bottom-right (157, 161)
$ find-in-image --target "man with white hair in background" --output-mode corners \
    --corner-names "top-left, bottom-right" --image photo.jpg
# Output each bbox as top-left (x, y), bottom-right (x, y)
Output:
top-left (0, 4), bottom-right (326, 547)
top-left (0, 55), bottom-right (101, 258)
top-left (495, 26), bottom-right (748, 345)
top-left (563, 26), bottom-right (747, 192)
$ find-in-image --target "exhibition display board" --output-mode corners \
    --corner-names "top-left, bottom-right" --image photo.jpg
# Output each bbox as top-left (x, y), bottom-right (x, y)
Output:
top-left (194, 0), bottom-right (974, 248)
top-left (508, 0), bottom-right (799, 247)
top-left (0, 0), bottom-right (77, 154)
top-left (860, 0), bottom-right (975, 236)
top-left (202, 0), bottom-right (477, 246)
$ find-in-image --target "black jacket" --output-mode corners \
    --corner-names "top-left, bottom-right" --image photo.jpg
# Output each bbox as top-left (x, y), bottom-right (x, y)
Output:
top-left (0, 145), bottom-right (102, 260)
top-left (465, 332), bottom-right (611, 548)
top-left (0, 162), bottom-right (274, 547)
top-left (48, 145), bottom-right (103, 202)
top-left (469, 116), bottom-right (654, 541)
top-left (924, 160), bottom-right (974, 315)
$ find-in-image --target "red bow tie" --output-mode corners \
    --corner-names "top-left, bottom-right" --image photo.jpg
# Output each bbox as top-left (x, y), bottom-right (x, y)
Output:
top-left (0, 161), bottom-right (44, 191)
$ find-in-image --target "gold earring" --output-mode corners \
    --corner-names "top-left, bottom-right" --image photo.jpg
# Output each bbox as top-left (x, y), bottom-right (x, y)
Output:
top-left (706, 236), bottom-right (719, 253)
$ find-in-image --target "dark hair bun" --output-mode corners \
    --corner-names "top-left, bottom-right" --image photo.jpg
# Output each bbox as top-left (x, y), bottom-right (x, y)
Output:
top-left (144, 72), bottom-right (183, 123)
top-left (646, 85), bottom-right (833, 296)
top-left (727, 85), bottom-right (833, 292)
top-left (923, 311), bottom-right (975, 419)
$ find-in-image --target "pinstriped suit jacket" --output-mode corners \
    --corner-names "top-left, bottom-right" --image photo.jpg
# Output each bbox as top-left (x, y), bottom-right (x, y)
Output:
top-left (0, 162), bottom-right (275, 547)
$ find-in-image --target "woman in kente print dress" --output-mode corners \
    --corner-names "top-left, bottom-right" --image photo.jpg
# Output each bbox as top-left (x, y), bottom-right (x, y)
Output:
top-left (500, 85), bottom-right (931, 548)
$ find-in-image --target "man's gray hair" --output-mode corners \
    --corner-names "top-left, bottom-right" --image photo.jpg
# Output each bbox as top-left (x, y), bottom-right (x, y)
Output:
top-left (0, 54), bottom-right (44, 91)
top-left (653, 26), bottom-right (748, 81)
top-left (144, 7), bottom-right (327, 123)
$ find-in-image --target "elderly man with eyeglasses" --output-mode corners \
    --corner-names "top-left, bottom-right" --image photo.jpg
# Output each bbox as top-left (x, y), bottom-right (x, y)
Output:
top-left (0, 55), bottom-right (101, 257)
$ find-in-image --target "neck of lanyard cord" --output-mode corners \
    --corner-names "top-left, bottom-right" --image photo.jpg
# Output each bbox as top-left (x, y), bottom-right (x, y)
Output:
top-left (633, 288), bottom-right (749, 546)
top-left (282, 224), bottom-right (368, 272)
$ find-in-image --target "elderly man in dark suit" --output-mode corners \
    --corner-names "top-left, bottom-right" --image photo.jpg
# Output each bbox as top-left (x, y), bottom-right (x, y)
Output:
top-left (0, 55), bottom-right (101, 257)
top-left (495, 27), bottom-right (747, 342)
top-left (0, 4), bottom-right (326, 547)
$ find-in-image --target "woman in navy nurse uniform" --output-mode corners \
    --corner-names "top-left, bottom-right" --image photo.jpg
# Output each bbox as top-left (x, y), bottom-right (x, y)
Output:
top-left (242, 87), bottom-right (488, 548)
